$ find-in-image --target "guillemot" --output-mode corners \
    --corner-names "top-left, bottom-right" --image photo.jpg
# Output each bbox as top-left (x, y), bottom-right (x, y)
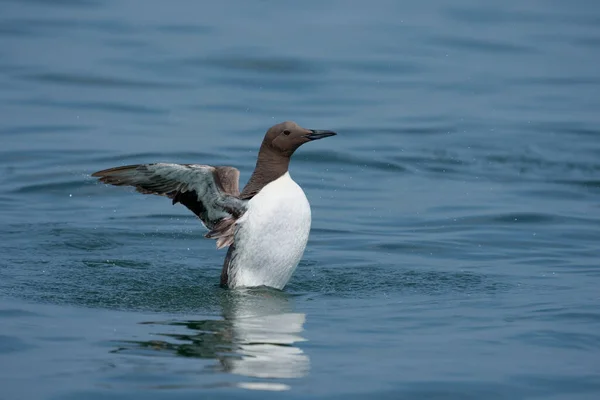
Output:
top-left (92, 121), bottom-right (336, 290)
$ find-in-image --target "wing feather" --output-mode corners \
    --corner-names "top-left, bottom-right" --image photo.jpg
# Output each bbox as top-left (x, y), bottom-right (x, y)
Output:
top-left (92, 163), bottom-right (246, 248)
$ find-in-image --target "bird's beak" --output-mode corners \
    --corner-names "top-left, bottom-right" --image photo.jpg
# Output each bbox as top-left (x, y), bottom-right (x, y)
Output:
top-left (304, 129), bottom-right (337, 141)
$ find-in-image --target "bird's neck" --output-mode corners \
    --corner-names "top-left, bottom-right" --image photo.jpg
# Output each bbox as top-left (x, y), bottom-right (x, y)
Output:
top-left (240, 144), bottom-right (290, 199)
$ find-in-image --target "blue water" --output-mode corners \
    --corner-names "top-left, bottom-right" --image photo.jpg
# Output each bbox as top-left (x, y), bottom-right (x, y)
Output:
top-left (1, 0), bottom-right (600, 398)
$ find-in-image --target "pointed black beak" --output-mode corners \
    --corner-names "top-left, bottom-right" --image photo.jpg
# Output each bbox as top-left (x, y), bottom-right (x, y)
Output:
top-left (305, 129), bottom-right (337, 141)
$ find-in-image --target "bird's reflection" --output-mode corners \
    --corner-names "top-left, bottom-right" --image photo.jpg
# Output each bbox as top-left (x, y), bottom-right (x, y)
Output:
top-left (112, 288), bottom-right (309, 389)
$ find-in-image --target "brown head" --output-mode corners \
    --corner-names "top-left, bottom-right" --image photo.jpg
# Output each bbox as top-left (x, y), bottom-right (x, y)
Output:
top-left (239, 121), bottom-right (337, 199)
top-left (261, 121), bottom-right (337, 157)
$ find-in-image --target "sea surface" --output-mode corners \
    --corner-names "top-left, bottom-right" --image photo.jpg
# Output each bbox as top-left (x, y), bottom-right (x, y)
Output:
top-left (1, 0), bottom-right (600, 399)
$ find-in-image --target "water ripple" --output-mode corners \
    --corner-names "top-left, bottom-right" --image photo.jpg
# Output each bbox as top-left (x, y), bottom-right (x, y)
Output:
top-left (0, 124), bottom-right (90, 135)
top-left (290, 266), bottom-right (512, 297)
top-left (196, 55), bottom-right (323, 75)
top-left (12, 180), bottom-right (92, 195)
top-left (16, 98), bottom-right (168, 115)
top-left (300, 150), bottom-right (407, 173)
top-left (428, 35), bottom-right (535, 54)
top-left (20, 72), bottom-right (186, 89)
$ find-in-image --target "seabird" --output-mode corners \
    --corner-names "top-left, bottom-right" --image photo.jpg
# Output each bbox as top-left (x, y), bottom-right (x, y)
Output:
top-left (92, 121), bottom-right (337, 290)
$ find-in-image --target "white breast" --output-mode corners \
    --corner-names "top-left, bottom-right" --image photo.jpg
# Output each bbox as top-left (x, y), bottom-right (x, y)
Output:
top-left (228, 172), bottom-right (311, 289)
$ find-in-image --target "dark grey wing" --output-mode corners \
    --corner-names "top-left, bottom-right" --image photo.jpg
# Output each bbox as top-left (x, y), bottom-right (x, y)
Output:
top-left (92, 163), bottom-right (246, 249)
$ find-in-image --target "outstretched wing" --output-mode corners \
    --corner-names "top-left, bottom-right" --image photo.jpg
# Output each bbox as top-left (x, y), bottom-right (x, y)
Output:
top-left (91, 163), bottom-right (246, 249)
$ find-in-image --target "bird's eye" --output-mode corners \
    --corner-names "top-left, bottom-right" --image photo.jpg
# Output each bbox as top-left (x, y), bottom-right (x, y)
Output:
top-left (283, 130), bottom-right (291, 136)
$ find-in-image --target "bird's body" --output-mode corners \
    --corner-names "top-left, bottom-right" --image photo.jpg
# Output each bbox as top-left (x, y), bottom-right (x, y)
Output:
top-left (226, 172), bottom-right (311, 289)
top-left (92, 121), bottom-right (336, 290)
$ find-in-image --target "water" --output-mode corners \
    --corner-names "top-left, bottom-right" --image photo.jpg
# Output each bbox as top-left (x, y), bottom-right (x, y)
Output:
top-left (1, 0), bottom-right (599, 398)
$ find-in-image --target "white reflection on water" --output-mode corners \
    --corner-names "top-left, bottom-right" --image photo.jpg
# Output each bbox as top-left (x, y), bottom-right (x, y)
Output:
top-left (220, 288), bottom-right (309, 388)
top-left (113, 288), bottom-right (309, 391)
